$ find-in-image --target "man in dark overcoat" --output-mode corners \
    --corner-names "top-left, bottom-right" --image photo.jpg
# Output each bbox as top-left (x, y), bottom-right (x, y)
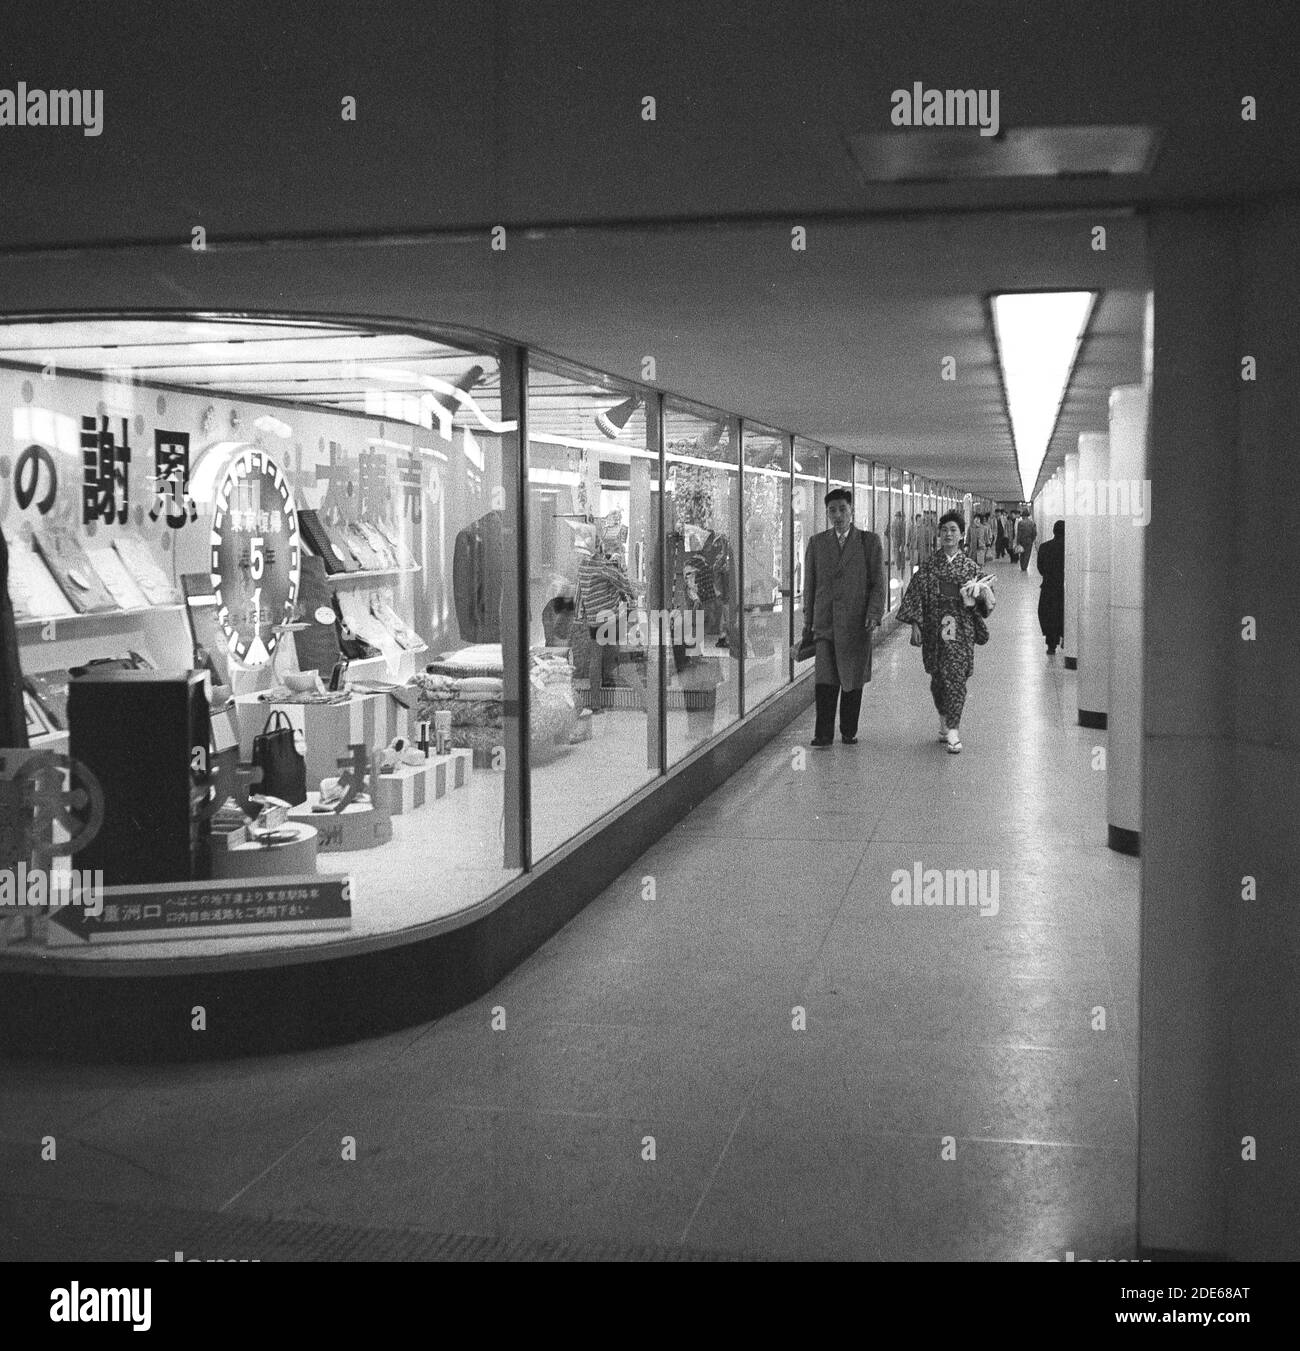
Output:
top-left (801, 488), bottom-right (887, 747)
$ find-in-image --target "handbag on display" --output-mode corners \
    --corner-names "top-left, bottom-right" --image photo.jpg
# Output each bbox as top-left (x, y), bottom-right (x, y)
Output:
top-left (252, 709), bottom-right (307, 806)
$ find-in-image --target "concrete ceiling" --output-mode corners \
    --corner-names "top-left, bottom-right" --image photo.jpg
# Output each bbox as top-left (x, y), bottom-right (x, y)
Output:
top-left (6, 0), bottom-right (1275, 496)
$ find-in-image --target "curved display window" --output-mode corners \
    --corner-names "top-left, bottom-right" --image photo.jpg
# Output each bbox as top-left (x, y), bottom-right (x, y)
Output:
top-left (0, 316), bottom-right (523, 959)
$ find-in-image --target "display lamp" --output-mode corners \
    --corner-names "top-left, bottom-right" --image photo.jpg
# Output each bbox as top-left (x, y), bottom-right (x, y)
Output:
top-left (596, 395), bottom-right (642, 439)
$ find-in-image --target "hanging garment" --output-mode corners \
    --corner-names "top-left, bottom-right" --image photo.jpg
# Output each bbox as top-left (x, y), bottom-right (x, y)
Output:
top-left (576, 551), bottom-right (634, 624)
top-left (452, 510), bottom-right (504, 643)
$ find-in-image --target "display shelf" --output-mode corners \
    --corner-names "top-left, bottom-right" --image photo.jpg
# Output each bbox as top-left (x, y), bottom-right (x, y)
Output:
top-left (323, 565), bottom-right (420, 586)
top-left (15, 604), bottom-right (186, 636)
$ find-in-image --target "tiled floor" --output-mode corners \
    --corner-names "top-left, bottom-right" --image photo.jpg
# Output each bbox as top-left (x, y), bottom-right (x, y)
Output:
top-left (0, 557), bottom-right (1140, 1261)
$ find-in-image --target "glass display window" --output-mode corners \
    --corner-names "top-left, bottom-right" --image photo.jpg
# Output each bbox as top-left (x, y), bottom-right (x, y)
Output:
top-left (525, 359), bottom-right (658, 858)
top-left (0, 316), bottom-right (521, 958)
top-left (663, 399), bottom-right (740, 764)
top-left (871, 463), bottom-right (892, 609)
top-left (740, 424), bottom-right (790, 709)
top-left (792, 439), bottom-right (826, 669)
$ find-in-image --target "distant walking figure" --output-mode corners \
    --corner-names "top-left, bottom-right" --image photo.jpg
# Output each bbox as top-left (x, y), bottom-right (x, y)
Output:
top-left (1037, 519), bottom-right (1066, 655)
top-left (896, 509), bottom-right (994, 754)
top-left (1014, 509), bottom-right (1037, 572)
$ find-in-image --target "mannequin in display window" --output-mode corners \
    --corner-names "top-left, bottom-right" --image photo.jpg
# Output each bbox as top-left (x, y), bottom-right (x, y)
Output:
top-left (575, 529), bottom-right (637, 713)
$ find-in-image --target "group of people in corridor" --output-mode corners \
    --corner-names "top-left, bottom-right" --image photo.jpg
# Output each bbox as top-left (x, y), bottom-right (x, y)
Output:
top-left (801, 493), bottom-right (1066, 753)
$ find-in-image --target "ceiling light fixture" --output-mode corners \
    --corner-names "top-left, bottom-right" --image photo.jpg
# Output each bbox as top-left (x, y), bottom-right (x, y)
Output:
top-left (596, 395), bottom-right (641, 439)
top-left (991, 291), bottom-right (1095, 500)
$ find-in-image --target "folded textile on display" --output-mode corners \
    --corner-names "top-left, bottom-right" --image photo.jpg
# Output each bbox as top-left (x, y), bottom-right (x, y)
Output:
top-left (84, 543), bottom-right (151, 610)
top-left (113, 534), bottom-right (182, 604)
top-left (33, 523), bottom-right (118, 613)
top-left (4, 534), bottom-right (75, 619)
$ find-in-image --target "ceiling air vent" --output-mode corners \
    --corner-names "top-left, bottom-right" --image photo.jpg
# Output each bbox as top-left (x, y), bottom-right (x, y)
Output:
top-left (847, 125), bottom-right (1162, 184)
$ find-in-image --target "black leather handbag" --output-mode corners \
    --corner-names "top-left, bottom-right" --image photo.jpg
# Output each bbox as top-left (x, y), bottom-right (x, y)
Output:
top-left (252, 710), bottom-right (307, 805)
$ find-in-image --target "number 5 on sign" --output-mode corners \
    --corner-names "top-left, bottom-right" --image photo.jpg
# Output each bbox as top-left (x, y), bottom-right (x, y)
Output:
top-left (249, 535), bottom-right (265, 580)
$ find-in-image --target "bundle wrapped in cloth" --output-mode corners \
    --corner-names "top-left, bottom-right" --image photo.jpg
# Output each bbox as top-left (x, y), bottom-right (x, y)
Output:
top-left (960, 575), bottom-right (996, 617)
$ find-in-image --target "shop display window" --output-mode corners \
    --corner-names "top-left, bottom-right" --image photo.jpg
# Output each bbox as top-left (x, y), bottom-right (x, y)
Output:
top-left (663, 401), bottom-right (740, 763)
top-left (791, 440), bottom-right (825, 669)
top-left (871, 463), bottom-right (891, 610)
top-left (0, 316), bottom-right (521, 958)
top-left (525, 360), bottom-right (658, 859)
top-left (740, 425), bottom-right (790, 709)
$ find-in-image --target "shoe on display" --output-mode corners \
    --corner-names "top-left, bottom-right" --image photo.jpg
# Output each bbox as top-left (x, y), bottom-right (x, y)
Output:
top-left (945, 728), bottom-right (962, 754)
top-left (379, 736), bottom-right (427, 770)
top-left (313, 776), bottom-right (346, 811)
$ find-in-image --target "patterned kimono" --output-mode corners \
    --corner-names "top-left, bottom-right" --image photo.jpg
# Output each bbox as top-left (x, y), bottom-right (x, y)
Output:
top-left (896, 548), bottom-right (990, 729)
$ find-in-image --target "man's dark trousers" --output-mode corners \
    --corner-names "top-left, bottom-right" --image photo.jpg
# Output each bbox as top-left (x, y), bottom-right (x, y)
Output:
top-left (815, 683), bottom-right (863, 741)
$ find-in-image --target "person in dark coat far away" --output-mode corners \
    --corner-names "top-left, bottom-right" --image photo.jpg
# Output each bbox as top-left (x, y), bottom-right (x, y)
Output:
top-left (1037, 519), bottom-right (1066, 655)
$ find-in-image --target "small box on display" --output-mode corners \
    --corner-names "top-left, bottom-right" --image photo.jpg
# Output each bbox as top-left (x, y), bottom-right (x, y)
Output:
top-left (210, 823), bottom-right (319, 878)
top-left (287, 798), bottom-right (393, 851)
top-left (373, 749), bottom-right (472, 814)
top-left (235, 692), bottom-right (384, 792)
top-left (210, 704), bottom-right (240, 754)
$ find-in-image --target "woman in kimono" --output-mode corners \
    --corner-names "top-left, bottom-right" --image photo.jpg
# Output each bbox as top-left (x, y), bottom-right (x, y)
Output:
top-left (896, 509), bottom-right (993, 754)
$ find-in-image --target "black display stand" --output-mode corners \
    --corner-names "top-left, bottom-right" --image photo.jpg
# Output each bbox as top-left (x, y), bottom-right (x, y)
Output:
top-left (69, 670), bottom-right (211, 886)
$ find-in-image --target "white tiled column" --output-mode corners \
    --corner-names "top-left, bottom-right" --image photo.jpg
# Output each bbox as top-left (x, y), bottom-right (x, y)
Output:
top-left (1106, 385), bottom-right (1147, 853)
top-left (1062, 450), bottom-right (1081, 670)
top-left (1076, 432), bottom-right (1111, 727)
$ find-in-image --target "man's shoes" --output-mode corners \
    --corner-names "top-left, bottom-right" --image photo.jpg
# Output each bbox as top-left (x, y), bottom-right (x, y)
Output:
top-left (810, 736), bottom-right (834, 748)
top-left (841, 735), bottom-right (858, 745)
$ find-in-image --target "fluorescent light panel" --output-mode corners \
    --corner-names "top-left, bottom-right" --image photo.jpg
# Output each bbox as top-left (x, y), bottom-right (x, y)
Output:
top-left (991, 291), bottom-right (1094, 500)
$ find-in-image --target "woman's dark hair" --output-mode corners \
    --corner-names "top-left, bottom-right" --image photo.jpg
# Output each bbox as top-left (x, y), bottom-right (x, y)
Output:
top-left (1053, 519), bottom-right (1065, 538)
top-left (938, 508), bottom-right (966, 535)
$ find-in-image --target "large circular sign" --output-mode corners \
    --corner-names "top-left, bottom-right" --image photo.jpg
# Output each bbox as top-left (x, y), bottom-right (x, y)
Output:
top-left (209, 448), bottom-right (300, 666)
